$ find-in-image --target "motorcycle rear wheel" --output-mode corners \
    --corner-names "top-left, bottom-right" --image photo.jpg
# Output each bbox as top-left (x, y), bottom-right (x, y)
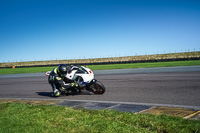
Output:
top-left (89, 81), bottom-right (105, 94)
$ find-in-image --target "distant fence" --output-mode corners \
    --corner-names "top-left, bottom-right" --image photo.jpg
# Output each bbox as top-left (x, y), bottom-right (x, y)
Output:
top-left (1, 57), bottom-right (200, 69)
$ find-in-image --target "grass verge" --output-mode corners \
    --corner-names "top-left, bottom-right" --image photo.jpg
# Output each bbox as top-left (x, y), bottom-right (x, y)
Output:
top-left (0, 60), bottom-right (200, 75)
top-left (88, 60), bottom-right (200, 70)
top-left (0, 102), bottom-right (199, 133)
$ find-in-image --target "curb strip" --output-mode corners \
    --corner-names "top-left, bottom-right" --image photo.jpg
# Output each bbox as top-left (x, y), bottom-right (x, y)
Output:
top-left (184, 110), bottom-right (200, 119)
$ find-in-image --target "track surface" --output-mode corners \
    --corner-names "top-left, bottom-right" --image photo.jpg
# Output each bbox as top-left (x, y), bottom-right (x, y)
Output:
top-left (0, 66), bottom-right (200, 108)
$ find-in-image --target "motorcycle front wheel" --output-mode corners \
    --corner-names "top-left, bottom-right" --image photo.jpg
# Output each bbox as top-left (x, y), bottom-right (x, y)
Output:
top-left (89, 81), bottom-right (105, 94)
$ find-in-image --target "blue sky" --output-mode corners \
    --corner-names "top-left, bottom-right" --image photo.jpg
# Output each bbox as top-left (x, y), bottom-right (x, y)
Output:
top-left (0, 0), bottom-right (200, 63)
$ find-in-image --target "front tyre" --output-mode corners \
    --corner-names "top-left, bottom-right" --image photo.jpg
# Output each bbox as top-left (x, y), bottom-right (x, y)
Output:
top-left (89, 81), bottom-right (105, 94)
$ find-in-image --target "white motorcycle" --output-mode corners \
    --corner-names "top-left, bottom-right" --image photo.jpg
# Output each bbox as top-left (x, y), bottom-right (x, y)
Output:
top-left (46, 66), bottom-right (105, 95)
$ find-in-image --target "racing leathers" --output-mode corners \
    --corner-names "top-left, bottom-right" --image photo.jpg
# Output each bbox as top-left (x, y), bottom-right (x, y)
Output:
top-left (48, 66), bottom-right (79, 96)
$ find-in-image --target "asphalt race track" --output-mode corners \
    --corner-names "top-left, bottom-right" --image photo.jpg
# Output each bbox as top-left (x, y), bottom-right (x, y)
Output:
top-left (0, 66), bottom-right (200, 109)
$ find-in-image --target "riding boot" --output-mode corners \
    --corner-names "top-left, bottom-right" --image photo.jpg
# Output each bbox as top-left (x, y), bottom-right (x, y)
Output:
top-left (53, 88), bottom-right (61, 97)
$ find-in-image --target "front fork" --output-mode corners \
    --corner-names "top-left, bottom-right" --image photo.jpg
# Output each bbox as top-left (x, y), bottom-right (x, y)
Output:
top-left (89, 79), bottom-right (97, 84)
top-left (79, 79), bottom-right (97, 91)
top-left (85, 79), bottom-right (97, 92)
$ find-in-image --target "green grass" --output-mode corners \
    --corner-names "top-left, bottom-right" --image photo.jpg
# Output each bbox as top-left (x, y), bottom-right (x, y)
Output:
top-left (0, 103), bottom-right (199, 133)
top-left (0, 60), bottom-right (200, 75)
top-left (88, 60), bottom-right (200, 70)
top-left (0, 66), bottom-right (55, 75)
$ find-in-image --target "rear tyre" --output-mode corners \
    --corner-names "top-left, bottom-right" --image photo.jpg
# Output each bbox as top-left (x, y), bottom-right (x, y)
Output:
top-left (89, 81), bottom-right (105, 94)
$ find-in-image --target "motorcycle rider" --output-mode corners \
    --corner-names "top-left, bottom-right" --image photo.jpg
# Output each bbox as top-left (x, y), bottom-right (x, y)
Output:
top-left (48, 64), bottom-right (80, 97)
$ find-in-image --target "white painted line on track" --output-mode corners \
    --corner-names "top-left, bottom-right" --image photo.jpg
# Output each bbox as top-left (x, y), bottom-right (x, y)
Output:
top-left (104, 104), bottom-right (121, 110)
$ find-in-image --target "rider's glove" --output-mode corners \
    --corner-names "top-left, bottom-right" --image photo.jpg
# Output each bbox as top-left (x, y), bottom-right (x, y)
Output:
top-left (71, 82), bottom-right (79, 88)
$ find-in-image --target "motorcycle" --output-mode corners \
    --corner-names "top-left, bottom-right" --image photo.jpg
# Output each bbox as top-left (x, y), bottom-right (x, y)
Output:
top-left (46, 66), bottom-right (105, 95)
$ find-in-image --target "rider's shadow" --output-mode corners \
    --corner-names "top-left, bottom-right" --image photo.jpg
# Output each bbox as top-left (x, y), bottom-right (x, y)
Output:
top-left (36, 92), bottom-right (53, 97)
top-left (36, 91), bottom-right (91, 97)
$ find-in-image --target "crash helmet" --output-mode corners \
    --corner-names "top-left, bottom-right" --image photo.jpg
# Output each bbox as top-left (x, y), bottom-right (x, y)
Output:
top-left (57, 64), bottom-right (68, 77)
